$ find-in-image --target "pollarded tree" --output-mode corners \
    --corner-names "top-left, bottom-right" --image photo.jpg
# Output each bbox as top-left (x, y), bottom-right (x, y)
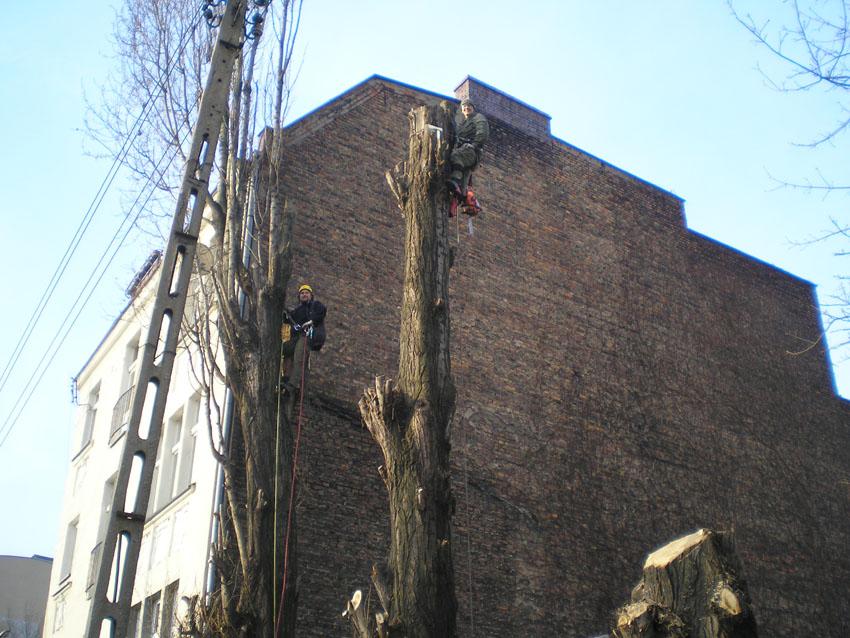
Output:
top-left (345, 103), bottom-right (459, 638)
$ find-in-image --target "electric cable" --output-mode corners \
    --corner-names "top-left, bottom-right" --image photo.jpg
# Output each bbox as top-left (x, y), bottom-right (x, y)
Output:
top-left (0, 132), bottom-right (187, 448)
top-left (0, 6), bottom-right (204, 406)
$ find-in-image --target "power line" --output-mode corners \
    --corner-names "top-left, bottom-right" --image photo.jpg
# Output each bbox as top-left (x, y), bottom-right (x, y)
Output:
top-left (0, 135), bottom-right (188, 448)
top-left (0, 7), bottom-right (204, 405)
top-left (0, 9), bottom-right (205, 447)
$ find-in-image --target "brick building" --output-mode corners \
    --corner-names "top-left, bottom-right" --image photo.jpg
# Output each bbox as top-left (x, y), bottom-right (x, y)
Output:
top-left (47, 75), bottom-right (850, 637)
top-left (284, 75), bottom-right (850, 637)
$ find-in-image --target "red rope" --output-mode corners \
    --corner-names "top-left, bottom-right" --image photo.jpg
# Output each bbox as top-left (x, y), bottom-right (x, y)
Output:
top-left (274, 334), bottom-right (309, 637)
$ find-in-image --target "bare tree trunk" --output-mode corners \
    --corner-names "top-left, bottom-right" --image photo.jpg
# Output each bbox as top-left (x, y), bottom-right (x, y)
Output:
top-left (356, 102), bottom-right (458, 638)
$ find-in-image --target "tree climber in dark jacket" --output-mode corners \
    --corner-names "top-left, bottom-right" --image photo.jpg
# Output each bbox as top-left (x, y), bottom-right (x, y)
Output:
top-left (447, 98), bottom-right (490, 197)
top-left (288, 283), bottom-right (327, 352)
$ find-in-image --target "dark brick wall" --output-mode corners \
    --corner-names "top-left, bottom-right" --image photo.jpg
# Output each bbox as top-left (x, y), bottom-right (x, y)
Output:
top-left (281, 77), bottom-right (850, 637)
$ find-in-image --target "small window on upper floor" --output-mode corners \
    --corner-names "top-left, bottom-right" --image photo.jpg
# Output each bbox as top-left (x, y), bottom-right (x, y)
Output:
top-left (80, 382), bottom-right (100, 450)
top-left (59, 517), bottom-right (78, 582)
top-left (149, 394), bottom-right (201, 516)
top-left (123, 332), bottom-right (141, 392)
top-left (72, 458), bottom-right (88, 497)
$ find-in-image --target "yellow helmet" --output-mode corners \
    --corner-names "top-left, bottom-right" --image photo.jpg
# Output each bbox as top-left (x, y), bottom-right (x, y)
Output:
top-left (298, 284), bottom-right (313, 294)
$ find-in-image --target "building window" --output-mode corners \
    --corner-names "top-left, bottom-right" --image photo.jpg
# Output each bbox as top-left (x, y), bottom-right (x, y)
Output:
top-left (59, 518), bottom-right (78, 581)
top-left (152, 408), bottom-right (182, 513)
top-left (150, 394), bottom-right (200, 514)
top-left (148, 522), bottom-right (171, 569)
top-left (80, 382), bottom-right (100, 449)
top-left (142, 590), bottom-right (161, 638)
top-left (52, 595), bottom-right (65, 632)
top-left (127, 602), bottom-right (141, 638)
top-left (176, 394), bottom-right (200, 495)
top-left (87, 475), bottom-right (116, 599)
top-left (110, 333), bottom-right (141, 441)
top-left (123, 333), bottom-right (141, 390)
top-left (161, 580), bottom-right (180, 637)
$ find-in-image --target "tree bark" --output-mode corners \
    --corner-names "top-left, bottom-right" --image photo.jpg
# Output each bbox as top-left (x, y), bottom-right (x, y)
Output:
top-left (614, 529), bottom-right (759, 638)
top-left (357, 102), bottom-right (458, 638)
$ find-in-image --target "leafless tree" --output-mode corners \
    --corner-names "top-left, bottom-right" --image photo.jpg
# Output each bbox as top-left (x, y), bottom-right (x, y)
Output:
top-left (730, 0), bottom-right (850, 186)
top-left (730, 0), bottom-right (850, 346)
top-left (90, 0), bottom-right (305, 635)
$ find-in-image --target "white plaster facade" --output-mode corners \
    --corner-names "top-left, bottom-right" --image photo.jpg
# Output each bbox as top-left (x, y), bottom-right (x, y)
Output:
top-left (43, 259), bottom-right (223, 637)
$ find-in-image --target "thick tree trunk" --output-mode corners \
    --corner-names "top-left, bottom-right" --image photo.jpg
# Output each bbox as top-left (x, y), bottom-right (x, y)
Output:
top-left (358, 102), bottom-right (458, 638)
top-left (614, 529), bottom-right (759, 638)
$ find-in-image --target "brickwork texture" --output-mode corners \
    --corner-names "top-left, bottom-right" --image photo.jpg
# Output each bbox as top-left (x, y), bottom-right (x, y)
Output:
top-left (280, 75), bottom-right (850, 637)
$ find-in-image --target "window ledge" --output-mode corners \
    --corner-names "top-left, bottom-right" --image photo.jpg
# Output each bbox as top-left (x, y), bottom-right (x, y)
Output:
top-left (146, 483), bottom-right (197, 525)
top-left (71, 439), bottom-right (93, 463)
top-left (109, 425), bottom-right (128, 447)
top-left (53, 577), bottom-right (72, 597)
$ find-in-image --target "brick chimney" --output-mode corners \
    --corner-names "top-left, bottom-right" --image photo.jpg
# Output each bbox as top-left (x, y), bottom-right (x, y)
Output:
top-left (454, 76), bottom-right (551, 140)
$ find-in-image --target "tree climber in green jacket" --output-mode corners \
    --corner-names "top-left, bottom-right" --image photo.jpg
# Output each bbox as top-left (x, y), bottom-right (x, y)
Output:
top-left (447, 98), bottom-right (490, 200)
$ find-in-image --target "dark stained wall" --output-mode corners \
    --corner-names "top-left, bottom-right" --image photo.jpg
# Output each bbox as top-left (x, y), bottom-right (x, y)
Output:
top-left (281, 76), bottom-right (850, 637)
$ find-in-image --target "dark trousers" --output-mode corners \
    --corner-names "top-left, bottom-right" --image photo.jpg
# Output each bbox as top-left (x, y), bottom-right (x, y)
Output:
top-left (450, 144), bottom-right (479, 191)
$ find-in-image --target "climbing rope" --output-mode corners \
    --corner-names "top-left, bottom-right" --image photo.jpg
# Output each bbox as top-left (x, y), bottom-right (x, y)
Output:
top-left (449, 262), bottom-right (476, 637)
top-left (462, 415), bottom-right (475, 637)
top-left (274, 332), bottom-right (310, 637)
top-left (272, 327), bottom-right (286, 627)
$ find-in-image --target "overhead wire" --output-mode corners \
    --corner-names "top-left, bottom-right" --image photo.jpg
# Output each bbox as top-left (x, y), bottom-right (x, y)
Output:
top-left (0, 8), bottom-right (205, 446)
top-left (0, 133), bottom-right (188, 448)
top-left (0, 5), bottom-right (204, 403)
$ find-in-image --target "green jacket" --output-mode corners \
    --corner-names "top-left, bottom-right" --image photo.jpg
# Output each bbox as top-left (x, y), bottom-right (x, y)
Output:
top-left (456, 112), bottom-right (490, 151)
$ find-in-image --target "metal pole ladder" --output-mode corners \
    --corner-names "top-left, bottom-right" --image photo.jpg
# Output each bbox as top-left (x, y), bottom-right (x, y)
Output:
top-left (84, 2), bottom-right (247, 635)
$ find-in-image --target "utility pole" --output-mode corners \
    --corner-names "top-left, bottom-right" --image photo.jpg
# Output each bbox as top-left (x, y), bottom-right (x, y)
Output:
top-left (84, 1), bottom-right (248, 635)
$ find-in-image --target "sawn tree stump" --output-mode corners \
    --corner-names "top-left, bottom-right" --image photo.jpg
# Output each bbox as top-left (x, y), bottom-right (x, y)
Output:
top-left (614, 529), bottom-right (758, 638)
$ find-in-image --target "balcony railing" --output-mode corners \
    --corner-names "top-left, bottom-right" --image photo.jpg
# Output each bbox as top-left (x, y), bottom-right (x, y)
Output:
top-left (111, 386), bottom-right (134, 438)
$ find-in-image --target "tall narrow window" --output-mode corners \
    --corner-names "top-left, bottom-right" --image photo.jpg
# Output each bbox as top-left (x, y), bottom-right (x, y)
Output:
top-left (176, 394), bottom-right (200, 494)
top-left (80, 382), bottom-right (100, 449)
top-left (112, 333), bottom-right (140, 439)
top-left (87, 475), bottom-right (116, 598)
top-left (154, 409), bottom-right (183, 511)
top-left (52, 595), bottom-right (66, 632)
top-left (59, 518), bottom-right (78, 581)
top-left (161, 580), bottom-right (180, 637)
top-left (98, 475), bottom-right (116, 540)
top-left (127, 602), bottom-right (141, 638)
top-left (72, 459), bottom-right (88, 497)
top-left (123, 332), bottom-right (141, 391)
top-left (142, 590), bottom-right (161, 637)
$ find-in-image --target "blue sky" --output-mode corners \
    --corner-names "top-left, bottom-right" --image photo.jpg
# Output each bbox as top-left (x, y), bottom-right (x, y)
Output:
top-left (1, 1), bottom-right (847, 558)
